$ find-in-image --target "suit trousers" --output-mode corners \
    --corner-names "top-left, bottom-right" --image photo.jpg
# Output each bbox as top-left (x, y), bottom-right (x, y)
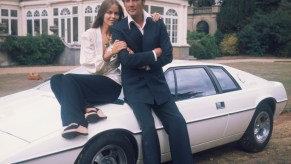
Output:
top-left (129, 99), bottom-right (194, 164)
top-left (50, 74), bottom-right (121, 128)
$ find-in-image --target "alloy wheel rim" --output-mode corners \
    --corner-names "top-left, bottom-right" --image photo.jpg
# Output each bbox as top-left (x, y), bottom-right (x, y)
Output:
top-left (92, 145), bottom-right (127, 164)
top-left (254, 111), bottom-right (271, 143)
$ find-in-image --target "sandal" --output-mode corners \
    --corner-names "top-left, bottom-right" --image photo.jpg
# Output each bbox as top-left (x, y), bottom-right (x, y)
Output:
top-left (85, 108), bottom-right (107, 123)
top-left (62, 123), bottom-right (88, 139)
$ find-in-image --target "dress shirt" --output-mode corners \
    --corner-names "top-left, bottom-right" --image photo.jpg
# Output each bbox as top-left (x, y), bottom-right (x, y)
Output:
top-left (127, 10), bottom-right (157, 63)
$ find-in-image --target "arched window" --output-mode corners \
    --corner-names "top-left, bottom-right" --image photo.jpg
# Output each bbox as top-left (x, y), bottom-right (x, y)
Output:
top-left (166, 9), bottom-right (177, 16)
top-left (53, 6), bottom-right (79, 44)
top-left (42, 10), bottom-right (48, 17)
top-left (34, 10), bottom-right (40, 17)
top-left (26, 9), bottom-right (48, 36)
top-left (84, 5), bottom-right (101, 31)
top-left (60, 8), bottom-right (71, 15)
top-left (85, 6), bottom-right (93, 13)
top-left (196, 21), bottom-right (209, 34)
top-left (165, 9), bottom-right (178, 43)
top-left (27, 11), bottom-right (32, 17)
top-left (95, 5), bottom-right (101, 13)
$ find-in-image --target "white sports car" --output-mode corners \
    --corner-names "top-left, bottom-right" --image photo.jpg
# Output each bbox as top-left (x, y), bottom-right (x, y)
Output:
top-left (0, 60), bottom-right (288, 164)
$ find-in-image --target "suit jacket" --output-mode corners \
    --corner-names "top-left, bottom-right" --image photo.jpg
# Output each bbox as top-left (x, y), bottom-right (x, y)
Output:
top-left (111, 17), bottom-right (173, 105)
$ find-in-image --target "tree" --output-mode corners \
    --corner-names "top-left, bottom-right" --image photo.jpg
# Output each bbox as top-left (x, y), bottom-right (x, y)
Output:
top-left (281, 0), bottom-right (291, 14)
top-left (217, 0), bottom-right (256, 33)
top-left (239, 9), bottom-right (291, 56)
top-left (255, 0), bottom-right (281, 13)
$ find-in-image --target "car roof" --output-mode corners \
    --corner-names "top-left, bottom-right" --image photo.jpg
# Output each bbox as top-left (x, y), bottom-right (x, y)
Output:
top-left (163, 60), bottom-right (222, 71)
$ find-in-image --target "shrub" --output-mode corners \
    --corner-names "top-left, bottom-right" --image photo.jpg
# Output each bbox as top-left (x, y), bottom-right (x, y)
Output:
top-left (1, 34), bottom-right (64, 65)
top-left (214, 29), bottom-right (224, 45)
top-left (278, 41), bottom-right (291, 57)
top-left (220, 33), bottom-right (239, 56)
top-left (238, 25), bottom-right (263, 56)
top-left (187, 31), bottom-right (220, 59)
top-left (187, 31), bottom-right (205, 41)
top-left (188, 40), bottom-right (207, 59)
top-left (200, 35), bottom-right (221, 58)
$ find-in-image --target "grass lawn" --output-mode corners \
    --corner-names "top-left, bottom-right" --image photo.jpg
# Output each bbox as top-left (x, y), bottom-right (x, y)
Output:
top-left (225, 61), bottom-right (291, 113)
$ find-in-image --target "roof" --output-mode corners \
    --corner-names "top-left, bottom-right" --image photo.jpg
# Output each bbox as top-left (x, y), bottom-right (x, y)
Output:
top-left (163, 60), bottom-right (223, 71)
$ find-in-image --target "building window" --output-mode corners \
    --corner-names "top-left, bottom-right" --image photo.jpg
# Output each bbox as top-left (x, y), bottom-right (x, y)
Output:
top-left (85, 6), bottom-right (93, 13)
top-left (53, 8), bottom-right (58, 16)
top-left (165, 9), bottom-right (178, 43)
top-left (26, 9), bottom-right (48, 35)
top-left (0, 9), bottom-right (18, 35)
top-left (95, 6), bottom-right (100, 13)
top-left (144, 6), bottom-right (178, 44)
top-left (27, 11), bottom-right (32, 17)
top-left (150, 6), bottom-right (164, 14)
top-left (41, 10), bottom-right (48, 34)
top-left (42, 10), bottom-right (48, 17)
top-left (54, 6), bottom-right (79, 44)
top-left (196, 21), bottom-right (209, 34)
top-left (34, 10), bottom-right (40, 17)
top-left (60, 8), bottom-right (71, 15)
top-left (84, 5), bottom-right (101, 31)
top-left (1, 9), bottom-right (8, 16)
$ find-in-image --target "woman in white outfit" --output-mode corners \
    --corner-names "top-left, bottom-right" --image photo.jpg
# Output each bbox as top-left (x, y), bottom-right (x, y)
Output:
top-left (50, 0), bottom-right (127, 139)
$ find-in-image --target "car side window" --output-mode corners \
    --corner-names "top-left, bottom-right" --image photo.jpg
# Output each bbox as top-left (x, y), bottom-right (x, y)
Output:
top-left (210, 67), bottom-right (240, 92)
top-left (165, 70), bottom-right (176, 96)
top-left (174, 67), bottom-right (216, 100)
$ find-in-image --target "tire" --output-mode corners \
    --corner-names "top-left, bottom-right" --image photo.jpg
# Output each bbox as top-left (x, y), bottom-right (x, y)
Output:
top-left (76, 133), bottom-right (136, 164)
top-left (239, 103), bottom-right (273, 153)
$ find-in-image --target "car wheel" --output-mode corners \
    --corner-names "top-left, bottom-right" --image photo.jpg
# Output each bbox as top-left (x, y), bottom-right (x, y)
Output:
top-left (77, 133), bottom-right (136, 164)
top-left (239, 103), bottom-right (273, 152)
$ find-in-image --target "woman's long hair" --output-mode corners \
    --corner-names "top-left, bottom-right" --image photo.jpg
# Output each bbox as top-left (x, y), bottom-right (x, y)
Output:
top-left (91, 0), bottom-right (124, 28)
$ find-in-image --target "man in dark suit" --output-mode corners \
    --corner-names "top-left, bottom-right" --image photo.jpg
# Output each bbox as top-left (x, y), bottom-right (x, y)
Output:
top-left (111, 0), bottom-right (194, 163)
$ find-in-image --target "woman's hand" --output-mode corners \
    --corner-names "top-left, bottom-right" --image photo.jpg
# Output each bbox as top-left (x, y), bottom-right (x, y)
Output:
top-left (151, 12), bottom-right (162, 22)
top-left (112, 40), bottom-right (134, 55)
top-left (104, 40), bottom-right (127, 61)
top-left (111, 40), bottom-right (127, 54)
top-left (104, 40), bottom-right (134, 62)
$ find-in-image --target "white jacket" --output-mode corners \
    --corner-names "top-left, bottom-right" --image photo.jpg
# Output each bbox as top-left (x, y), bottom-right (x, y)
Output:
top-left (80, 28), bottom-right (121, 85)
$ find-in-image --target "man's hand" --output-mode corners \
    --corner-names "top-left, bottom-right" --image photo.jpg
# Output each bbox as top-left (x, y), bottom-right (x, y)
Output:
top-left (127, 47), bottom-right (134, 54)
top-left (154, 48), bottom-right (162, 57)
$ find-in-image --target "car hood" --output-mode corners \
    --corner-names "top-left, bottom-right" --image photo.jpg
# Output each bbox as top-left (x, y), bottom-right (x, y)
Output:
top-left (0, 89), bottom-right (62, 142)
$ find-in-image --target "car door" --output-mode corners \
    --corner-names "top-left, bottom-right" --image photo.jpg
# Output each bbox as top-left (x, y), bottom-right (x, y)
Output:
top-left (208, 66), bottom-right (253, 138)
top-left (164, 66), bottom-right (229, 146)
